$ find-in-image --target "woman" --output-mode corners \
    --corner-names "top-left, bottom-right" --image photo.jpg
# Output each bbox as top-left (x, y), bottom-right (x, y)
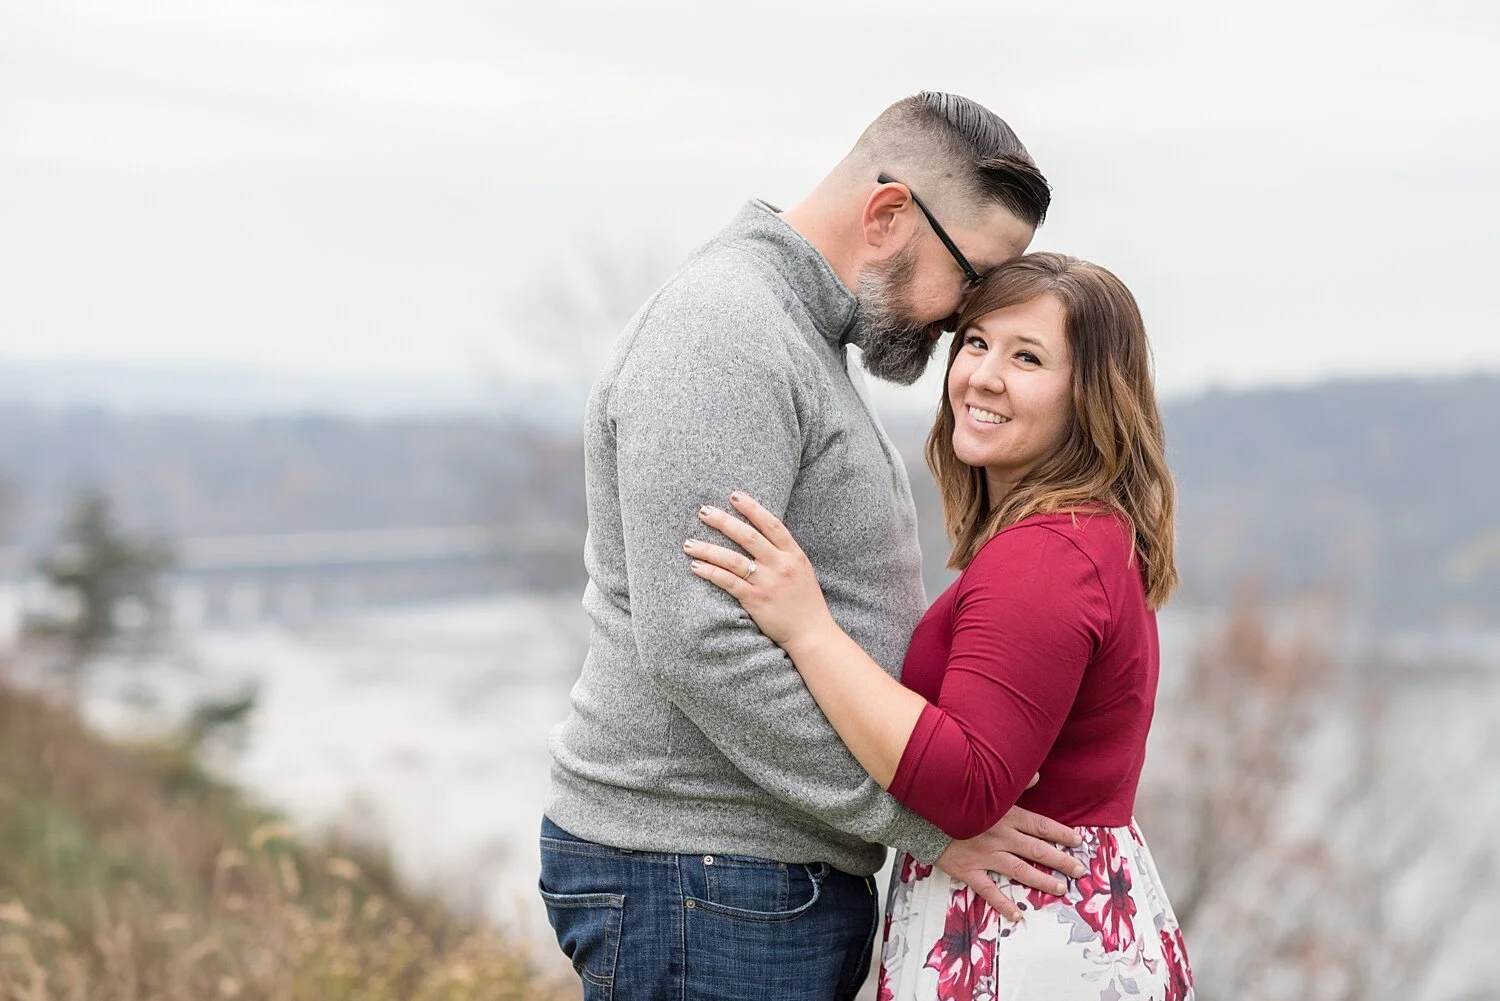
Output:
top-left (682, 253), bottom-right (1194, 1000)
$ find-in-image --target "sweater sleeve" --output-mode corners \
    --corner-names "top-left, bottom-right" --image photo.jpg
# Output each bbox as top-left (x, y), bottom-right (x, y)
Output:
top-left (887, 525), bottom-right (1110, 840)
top-left (609, 304), bottom-right (951, 864)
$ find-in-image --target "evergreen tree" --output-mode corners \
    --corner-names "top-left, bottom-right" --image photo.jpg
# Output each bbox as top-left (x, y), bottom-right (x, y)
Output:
top-left (38, 489), bottom-right (173, 663)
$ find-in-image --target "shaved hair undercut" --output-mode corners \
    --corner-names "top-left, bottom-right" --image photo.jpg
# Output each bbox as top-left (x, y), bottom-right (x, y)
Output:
top-left (843, 91), bottom-right (1051, 228)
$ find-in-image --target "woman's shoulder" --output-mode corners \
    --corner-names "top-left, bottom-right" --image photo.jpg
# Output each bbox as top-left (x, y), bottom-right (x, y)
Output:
top-left (961, 509), bottom-right (1134, 596)
top-left (956, 513), bottom-right (1116, 625)
top-left (1025, 507), bottom-right (1133, 552)
top-left (979, 507), bottom-right (1130, 559)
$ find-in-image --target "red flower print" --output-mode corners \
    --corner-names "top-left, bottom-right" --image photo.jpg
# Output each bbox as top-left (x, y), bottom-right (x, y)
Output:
top-left (901, 852), bottom-right (934, 883)
top-left (1074, 830), bottom-right (1137, 952)
top-left (1022, 826), bottom-right (1089, 911)
top-left (877, 965), bottom-right (895, 1001)
top-left (923, 888), bottom-right (999, 1001)
top-left (1160, 926), bottom-right (1194, 1001)
top-left (1021, 859), bottom-right (1067, 912)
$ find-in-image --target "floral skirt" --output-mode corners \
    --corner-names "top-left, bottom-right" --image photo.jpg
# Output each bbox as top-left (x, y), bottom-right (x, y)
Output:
top-left (879, 822), bottom-right (1194, 1001)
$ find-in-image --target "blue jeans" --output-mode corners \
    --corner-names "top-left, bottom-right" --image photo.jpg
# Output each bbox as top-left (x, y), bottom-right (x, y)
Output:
top-left (539, 816), bottom-right (879, 1001)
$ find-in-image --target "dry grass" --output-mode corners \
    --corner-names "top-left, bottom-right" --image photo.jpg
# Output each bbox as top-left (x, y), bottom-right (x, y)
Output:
top-left (0, 679), bottom-right (576, 1001)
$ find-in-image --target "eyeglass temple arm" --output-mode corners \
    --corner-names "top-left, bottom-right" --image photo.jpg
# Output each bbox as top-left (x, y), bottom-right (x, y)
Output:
top-left (875, 174), bottom-right (982, 284)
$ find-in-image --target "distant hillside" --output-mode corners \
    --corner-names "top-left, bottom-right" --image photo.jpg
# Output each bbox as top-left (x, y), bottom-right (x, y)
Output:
top-left (1, 374), bottom-right (1496, 627)
top-left (891, 374), bottom-right (1500, 628)
top-left (0, 361), bottom-right (584, 421)
top-left (1166, 375), bottom-right (1500, 625)
top-left (0, 408), bottom-right (583, 547)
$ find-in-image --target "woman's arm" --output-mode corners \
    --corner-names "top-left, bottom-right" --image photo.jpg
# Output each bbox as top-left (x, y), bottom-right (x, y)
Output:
top-left (776, 618), bottom-right (928, 789)
top-left (685, 494), bottom-right (926, 786)
top-left (689, 494), bottom-right (1108, 840)
top-left (887, 527), bottom-right (1106, 838)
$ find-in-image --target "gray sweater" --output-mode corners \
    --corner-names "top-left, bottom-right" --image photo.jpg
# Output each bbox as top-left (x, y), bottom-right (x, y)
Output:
top-left (545, 201), bottom-right (951, 875)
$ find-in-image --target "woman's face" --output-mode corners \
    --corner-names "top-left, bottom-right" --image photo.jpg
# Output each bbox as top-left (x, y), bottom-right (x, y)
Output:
top-left (947, 293), bottom-right (1075, 499)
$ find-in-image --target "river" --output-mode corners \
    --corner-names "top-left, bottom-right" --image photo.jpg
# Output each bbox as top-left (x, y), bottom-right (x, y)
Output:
top-left (40, 593), bottom-right (1500, 996)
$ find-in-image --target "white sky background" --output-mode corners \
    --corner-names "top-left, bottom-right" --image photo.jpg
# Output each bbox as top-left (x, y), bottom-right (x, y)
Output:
top-left (2, 0), bottom-right (1497, 411)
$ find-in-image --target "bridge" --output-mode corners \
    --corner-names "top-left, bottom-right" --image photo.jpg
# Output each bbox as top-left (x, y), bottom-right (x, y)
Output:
top-left (0, 522), bottom-right (583, 648)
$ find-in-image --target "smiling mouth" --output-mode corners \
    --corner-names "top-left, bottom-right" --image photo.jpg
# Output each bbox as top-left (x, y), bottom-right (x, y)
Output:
top-left (967, 405), bottom-right (1011, 425)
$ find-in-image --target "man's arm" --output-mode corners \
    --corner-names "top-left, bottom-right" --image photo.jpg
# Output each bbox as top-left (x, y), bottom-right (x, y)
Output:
top-left (611, 314), bottom-right (951, 860)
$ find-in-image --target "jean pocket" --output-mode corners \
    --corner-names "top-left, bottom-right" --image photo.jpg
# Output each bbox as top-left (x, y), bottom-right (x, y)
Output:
top-left (691, 857), bottom-right (827, 923)
top-left (539, 888), bottom-right (624, 990)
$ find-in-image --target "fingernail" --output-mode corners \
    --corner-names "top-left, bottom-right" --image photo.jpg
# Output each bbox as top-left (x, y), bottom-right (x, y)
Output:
top-left (690, 561), bottom-right (705, 572)
top-left (730, 492), bottom-right (743, 502)
top-left (1053, 880), bottom-right (1068, 895)
top-left (684, 539), bottom-right (697, 550)
top-left (1073, 863), bottom-right (1087, 878)
top-left (699, 505), bottom-right (710, 516)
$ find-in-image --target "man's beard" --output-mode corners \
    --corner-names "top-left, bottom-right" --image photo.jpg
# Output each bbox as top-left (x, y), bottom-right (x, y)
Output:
top-left (853, 241), bottom-right (946, 386)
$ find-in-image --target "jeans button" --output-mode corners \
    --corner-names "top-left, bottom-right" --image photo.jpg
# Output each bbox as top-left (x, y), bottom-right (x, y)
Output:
top-left (703, 855), bottom-right (714, 865)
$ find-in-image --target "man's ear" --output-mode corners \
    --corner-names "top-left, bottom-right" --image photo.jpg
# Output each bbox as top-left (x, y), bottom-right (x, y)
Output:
top-left (861, 180), bottom-right (913, 251)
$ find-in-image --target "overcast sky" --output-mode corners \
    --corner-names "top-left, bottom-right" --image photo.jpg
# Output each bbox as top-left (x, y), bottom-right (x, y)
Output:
top-left (2, 0), bottom-right (1497, 410)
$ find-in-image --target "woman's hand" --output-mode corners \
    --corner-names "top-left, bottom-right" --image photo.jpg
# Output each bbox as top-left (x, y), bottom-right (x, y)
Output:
top-left (685, 492), bottom-right (839, 653)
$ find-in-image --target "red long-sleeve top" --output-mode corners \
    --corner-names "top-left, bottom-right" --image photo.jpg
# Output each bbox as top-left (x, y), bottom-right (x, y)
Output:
top-left (888, 511), bottom-right (1160, 839)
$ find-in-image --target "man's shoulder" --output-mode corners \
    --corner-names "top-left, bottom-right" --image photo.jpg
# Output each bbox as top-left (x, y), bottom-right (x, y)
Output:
top-left (602, 251), bottom-right (815, 403)
top-left (638, 240), bottom-right (804, 344)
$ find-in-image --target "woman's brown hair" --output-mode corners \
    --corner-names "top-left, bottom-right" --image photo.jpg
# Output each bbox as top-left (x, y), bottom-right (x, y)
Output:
top-left (926, 252), bottom-right (1179, 608)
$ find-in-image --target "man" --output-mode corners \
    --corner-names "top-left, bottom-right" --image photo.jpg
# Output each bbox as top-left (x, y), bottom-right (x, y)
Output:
top-left (542, 92), bottom-right (1085, 1000)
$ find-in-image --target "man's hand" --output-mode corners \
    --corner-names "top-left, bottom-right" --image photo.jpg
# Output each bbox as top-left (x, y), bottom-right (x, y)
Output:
top-left (934, 805), bottom-right (1086, 922)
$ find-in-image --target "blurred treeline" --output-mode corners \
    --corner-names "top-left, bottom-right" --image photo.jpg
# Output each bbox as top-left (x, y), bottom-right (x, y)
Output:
top-left (4, 375), bottom-right (1498, 627)
top-left (896, 374), bottom-right (1500, 627)
top-left (0, 409), bottom-right (581, 544)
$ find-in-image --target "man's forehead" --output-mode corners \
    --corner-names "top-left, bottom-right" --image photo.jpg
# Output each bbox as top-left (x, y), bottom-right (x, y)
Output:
top-left (961, 209), bottom-right (1036, 272)
top-left (966, 243), bottom-right (1032, 275)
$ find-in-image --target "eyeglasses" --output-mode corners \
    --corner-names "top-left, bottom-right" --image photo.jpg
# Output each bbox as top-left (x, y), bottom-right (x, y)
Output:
top-left (877, 172), bottom-right (985, 290)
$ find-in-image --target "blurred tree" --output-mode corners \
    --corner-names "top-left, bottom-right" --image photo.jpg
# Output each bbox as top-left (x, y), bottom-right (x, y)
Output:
top-left (510, 247), bottom-right (674, 377)
top-left (461, 248), bottom-right (677, 594)
top-left (182, 682), bottom-right (259, 760)
top-left (0, 477), bottom-right (18, 540)
top-left (1137, 598), bottom-right (1500, 1000)
top-left (37, 488), bottom-right (173, 671)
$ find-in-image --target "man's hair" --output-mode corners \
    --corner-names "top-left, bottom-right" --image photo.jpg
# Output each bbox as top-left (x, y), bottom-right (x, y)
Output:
top-left (848, 92), bottom-right (1051, 228)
